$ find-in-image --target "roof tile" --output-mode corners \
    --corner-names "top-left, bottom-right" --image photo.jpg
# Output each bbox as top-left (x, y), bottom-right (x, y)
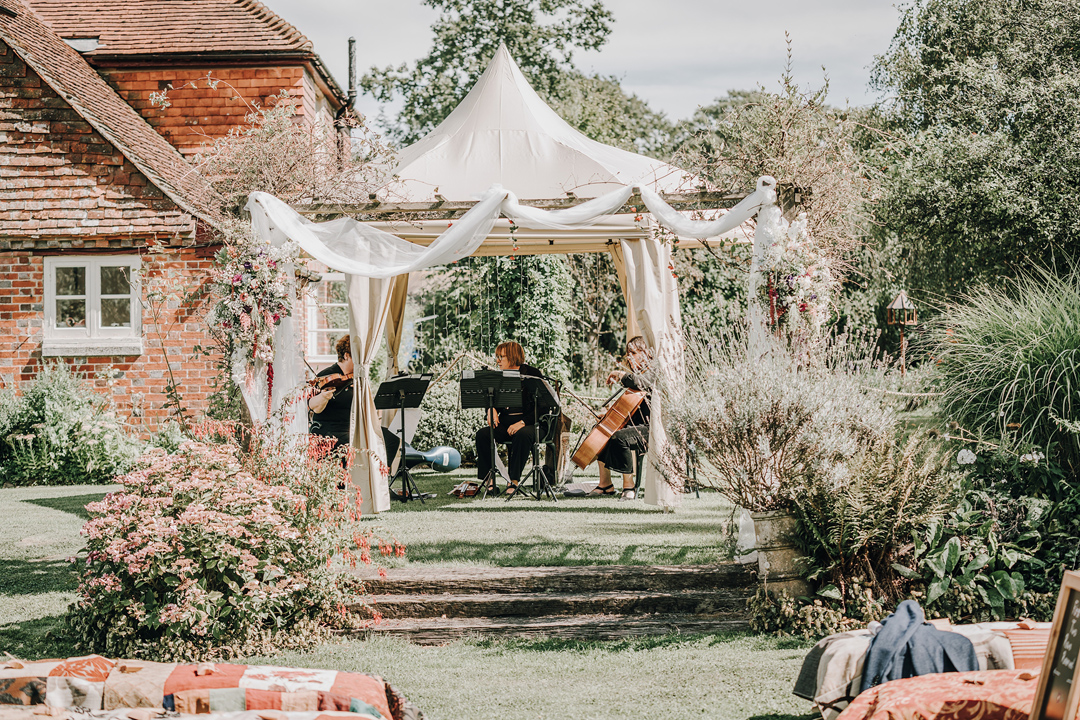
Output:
top-left (23, 0), bottom-right (311, 55)
top-left (0, 0), bottom-right (222, 225)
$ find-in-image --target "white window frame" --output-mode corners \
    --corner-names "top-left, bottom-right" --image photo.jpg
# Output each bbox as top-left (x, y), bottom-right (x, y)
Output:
top-left (304, 271), bottom-right (349, 365)
top-left (43, 255), bottom-right (143, 357)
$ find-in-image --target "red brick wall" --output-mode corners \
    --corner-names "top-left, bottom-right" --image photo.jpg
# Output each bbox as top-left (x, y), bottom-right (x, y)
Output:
top-left (0, 245), bottom-right (224, 436)
top-left (0, 40), bottom-right (196, 238)
top-left (101, 66), bottom-right (334, 159)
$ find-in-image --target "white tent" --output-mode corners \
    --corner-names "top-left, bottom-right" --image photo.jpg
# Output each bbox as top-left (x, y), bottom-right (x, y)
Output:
top-left (389, 43), bottom-right (692, 203)
top-left (245, 46), bottom-right (780, 516)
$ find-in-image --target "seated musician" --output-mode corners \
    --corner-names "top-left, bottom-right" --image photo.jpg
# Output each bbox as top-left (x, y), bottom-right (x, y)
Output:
top-left (474, 340), bottom-right (543, 497)
top-left (592, 335), bottom-right (651, 501)
top-left (309, 334), bottom-right (400, 468)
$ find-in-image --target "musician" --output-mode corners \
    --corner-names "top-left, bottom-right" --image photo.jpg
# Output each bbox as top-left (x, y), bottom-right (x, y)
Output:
top-left (309, 334), bottom-right (400, 466)
top-left (474, 341), bottom-right (543, 497)
top-left (592, 335), bottom-right (652, 501)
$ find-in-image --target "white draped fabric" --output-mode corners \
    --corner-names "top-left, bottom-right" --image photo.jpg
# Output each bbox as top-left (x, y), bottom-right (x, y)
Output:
top-left (243, 175), bottom-right (779, 513)
top-left (347, 275), bottom-right (396, 515)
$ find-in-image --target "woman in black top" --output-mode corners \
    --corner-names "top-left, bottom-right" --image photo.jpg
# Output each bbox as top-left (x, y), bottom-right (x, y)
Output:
top-left (309, 335), bottom-right (400, 465)
top-left (474, 340), bottom-right (543, 496)
top-left (592, 336), bottom-right (652, 501)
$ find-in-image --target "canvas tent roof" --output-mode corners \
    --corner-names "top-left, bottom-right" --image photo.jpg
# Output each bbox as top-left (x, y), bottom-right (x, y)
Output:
top-left (388, 43), bottom-right (693, 204)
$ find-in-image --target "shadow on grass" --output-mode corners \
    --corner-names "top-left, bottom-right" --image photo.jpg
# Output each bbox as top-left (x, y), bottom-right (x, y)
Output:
top-left (0, 558), bottom-right (78, 596)
top-left (399, 540), bottom-right (718, 566)
top-left (23, 493), bottom-right (108, 520)
top-left (0, 615), bottom-right (71, 661)
top-left (473, 629), bottom-right (751, 654)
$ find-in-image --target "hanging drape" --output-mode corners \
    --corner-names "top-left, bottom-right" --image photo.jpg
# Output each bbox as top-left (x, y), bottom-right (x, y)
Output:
top-left (618, 237), bottom-right (683, 511)
top-left (606, 243), bottom-right (640, 341)
top-left (244, 175), bottom-right (777, 514)
top-left (347, 274), bottom-right (396, 515)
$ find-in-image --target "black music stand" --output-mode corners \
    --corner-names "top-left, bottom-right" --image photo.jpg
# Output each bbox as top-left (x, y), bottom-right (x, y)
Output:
top-left (509, 376), bottom-right (560, 502)
top-left (375, 373), bottom-right (433, 503)
top-left (460, 369), bottom-right (522, 500)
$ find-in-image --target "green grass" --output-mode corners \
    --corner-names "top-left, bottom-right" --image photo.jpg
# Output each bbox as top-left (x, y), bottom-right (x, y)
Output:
top-left (367, 467), bottom-right (738, 567)
top-left (0, 482), bottom-right (817, 720)
top-left (0, 484), bottom-right (114, 658)
top-left (246, 633), bottom-right (816, 720)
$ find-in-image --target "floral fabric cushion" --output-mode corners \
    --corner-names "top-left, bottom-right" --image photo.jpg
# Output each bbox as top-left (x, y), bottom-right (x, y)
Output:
top-left (836, 669), bottom-right (1038, 720)
top-left (0, 659), bottom-right (411, 720)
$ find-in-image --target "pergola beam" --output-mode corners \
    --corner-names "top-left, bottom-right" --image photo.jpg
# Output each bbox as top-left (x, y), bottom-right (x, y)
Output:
top-left (295, 190), bottom-right (754, 220)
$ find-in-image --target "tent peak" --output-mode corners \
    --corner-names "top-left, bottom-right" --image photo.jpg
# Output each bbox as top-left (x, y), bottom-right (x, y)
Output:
top-left (389, 44), bottom-right (694, 203)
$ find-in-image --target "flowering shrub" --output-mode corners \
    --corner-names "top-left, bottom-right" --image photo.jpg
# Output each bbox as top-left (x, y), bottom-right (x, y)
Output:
top-left (209, 241), bottom-right (298, 363)
top-left (755, 213), bottom-right (838, 332)
top-left (0, 363), bottom-right (142, 485)
top-left (66, 424), bottom-right (394, 661)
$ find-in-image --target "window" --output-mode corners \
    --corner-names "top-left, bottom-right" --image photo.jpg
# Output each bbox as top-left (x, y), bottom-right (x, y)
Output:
top-left (43, 255), bottom-right (142, 357)
top-left (304, 271), bottom-right (349, 364)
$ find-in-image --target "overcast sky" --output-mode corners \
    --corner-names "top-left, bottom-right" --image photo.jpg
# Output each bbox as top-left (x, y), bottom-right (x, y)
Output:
top-left (262, 0), bottom-right (902, 122)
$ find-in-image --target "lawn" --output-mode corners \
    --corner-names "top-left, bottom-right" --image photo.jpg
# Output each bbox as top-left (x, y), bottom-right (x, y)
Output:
top-left (0, 481), bottom-right (816, 720)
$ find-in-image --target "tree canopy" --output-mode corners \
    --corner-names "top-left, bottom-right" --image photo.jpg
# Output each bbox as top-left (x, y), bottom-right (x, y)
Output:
top-left (871, 0), bottom-right (1080, 299)
top-left (361, 0), bottom-right (614, 145)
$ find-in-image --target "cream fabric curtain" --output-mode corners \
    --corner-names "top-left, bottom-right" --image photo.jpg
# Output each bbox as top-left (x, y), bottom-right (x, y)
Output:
top-left (606, 243), bottom-right (640, 340)
top-left (347, 274), bottom-right (396, 515)
top-left (618, 237), bottom-right (683, 511)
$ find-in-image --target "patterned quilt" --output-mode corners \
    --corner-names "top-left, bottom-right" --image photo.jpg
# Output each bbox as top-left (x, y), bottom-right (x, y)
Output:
top-left (0, 656), bottom-right (422, 720)
top-left (836, 669), bottom-right (1039, 720)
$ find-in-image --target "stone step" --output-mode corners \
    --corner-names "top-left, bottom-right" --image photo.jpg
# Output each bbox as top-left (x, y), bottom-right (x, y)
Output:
top-left (363, 589), bottom-right (752, 620)
top-left (349, 614), bottom-right (751, 645)
top-left (352, 562), bottom-right (758, 596)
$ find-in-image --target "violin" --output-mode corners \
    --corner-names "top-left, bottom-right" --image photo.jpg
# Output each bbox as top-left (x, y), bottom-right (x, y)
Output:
top-left (309, 372), bottom-right (354, 396)
top-left (570, 388), bottom-right (646, 469)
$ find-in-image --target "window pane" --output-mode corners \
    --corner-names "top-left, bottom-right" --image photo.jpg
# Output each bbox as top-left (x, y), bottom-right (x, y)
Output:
top-left (56, 267), bottom-right (85, 296)
top-left (328, 280), bottom-right (347, 304)
top-left (317, 331), bottom-right (345, 357)
top-left (101, 266), bottom-right (131, 295)
top-left (101, 298), bottom-right (132, 327)
top-left (326, 306), bottom-right (350, 329)
top-left (56, 299), bottom-right (86, 327)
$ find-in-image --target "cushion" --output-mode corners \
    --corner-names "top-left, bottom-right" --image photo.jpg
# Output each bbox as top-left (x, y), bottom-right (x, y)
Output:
top-left (836, 669), bottom-right (1038, 720)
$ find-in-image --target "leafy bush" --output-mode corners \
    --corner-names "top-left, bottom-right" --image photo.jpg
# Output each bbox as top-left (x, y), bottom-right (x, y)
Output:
top-left (925, 266), bottom-right (1080, 474)
top-left (65, 424), bottom-right (391, 661)
top-left (0, 364), bottom-right (142, 485)
top-left (795, 432), bottom-right (958, 609)
top-left (662, 328), bottom-right (897, 511)
top-left (411, 364), bottom-right (485, 463)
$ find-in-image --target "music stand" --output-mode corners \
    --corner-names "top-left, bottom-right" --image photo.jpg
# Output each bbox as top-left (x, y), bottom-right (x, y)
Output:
top-left (375, 373), bottom-right (433, 503)
top-left (460, 369), bottom-right (522, 500)
top-left (509, 376), bottom-right (560, 502)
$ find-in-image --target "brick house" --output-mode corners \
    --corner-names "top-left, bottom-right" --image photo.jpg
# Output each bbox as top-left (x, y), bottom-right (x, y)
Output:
top-left (0, 0), bottom-right (351, 433)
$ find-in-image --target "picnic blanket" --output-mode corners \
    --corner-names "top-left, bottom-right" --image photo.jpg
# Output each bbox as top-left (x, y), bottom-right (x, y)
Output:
top-left (0, 657), bottom-right (423, 720)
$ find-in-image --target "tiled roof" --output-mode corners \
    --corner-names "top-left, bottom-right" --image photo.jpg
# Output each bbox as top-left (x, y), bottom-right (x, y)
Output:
top-left (0, 0), bottom-right (222, 226)
top-left (24, 0), bottom-right (312, 56)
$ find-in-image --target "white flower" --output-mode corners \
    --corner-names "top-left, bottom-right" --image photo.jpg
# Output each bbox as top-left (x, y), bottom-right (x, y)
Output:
top-left (957, 449), bottom-right (977, 465)
top-left (1019, 451), bottom-right (1045, 464)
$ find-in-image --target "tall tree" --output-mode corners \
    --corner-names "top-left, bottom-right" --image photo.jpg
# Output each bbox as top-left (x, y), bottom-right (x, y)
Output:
top-left (871, 0), bottom-right (1080, 299)
top-left (361, 0), bottom-right (614, 145)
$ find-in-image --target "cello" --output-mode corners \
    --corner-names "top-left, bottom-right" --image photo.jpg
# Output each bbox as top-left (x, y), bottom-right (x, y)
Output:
top-left (570, 388), bottom-right (646, 469)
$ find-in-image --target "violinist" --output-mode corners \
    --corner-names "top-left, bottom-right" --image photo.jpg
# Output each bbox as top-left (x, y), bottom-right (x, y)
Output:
top-left (309, 334), bottom-right (400, 464)
top-left (474, 341), bottom-right (543, 497)
top-left (592, 336), bottom-right (652, 500)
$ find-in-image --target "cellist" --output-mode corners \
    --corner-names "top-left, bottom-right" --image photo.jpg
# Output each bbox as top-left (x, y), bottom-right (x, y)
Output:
top-left (591, 336), bottom-right (652, 500)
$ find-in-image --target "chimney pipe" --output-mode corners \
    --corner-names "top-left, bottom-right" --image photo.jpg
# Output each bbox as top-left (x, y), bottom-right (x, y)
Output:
top-left (348, 37), bottom-right (356, 108)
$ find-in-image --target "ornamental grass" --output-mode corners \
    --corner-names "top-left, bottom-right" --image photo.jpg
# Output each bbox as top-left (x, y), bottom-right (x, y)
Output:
top-left (925, 265), bottom-right (1080, 476)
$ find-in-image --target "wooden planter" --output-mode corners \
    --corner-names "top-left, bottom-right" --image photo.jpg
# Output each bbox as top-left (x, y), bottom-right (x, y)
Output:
top-left (749, 510), bottom-right (809, 597)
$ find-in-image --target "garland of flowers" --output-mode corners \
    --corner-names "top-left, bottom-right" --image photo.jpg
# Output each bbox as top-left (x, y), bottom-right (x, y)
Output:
top-left (210, 241), bottom-right (298, 363)
top-left (756, 214), bottom-right (838, 332)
